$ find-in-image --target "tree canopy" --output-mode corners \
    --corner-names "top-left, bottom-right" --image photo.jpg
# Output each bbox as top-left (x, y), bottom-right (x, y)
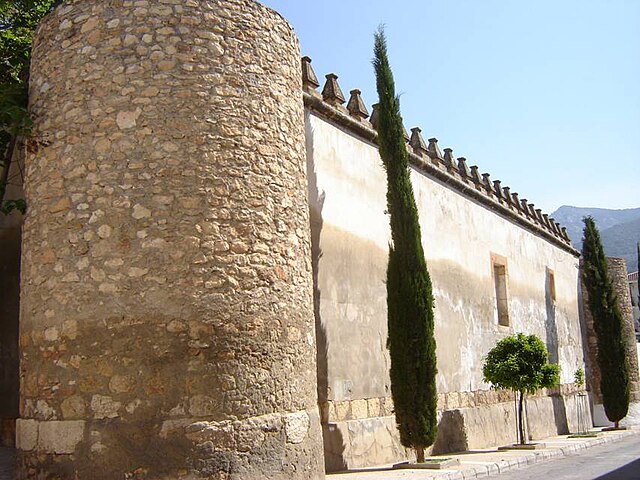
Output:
top-left (483, 333), bottom-right (560, 394)
top-left (581, 216), bottom-right (629, 426)
top-left (483, 333), bottom-right (559, 444)
top-left (373, 28), bottom-right (438, 463)
top-left (0, 0), bottom-right (59, 214)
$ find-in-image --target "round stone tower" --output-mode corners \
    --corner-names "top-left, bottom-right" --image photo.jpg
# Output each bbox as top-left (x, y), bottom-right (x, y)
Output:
top-left (19, 0), bottom-right (324, 478)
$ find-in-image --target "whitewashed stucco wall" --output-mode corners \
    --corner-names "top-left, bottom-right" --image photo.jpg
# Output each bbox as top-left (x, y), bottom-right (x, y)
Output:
top-left (306, 111), bottom-right (584, 402)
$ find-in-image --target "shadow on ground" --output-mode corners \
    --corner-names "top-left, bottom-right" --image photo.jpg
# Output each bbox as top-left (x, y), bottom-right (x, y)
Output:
top-left (594, 458), bottom-right (640, 480)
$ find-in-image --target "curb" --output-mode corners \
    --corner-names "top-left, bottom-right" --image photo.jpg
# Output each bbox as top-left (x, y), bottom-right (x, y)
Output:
top-left (326, 428), bottom-right (640, 480)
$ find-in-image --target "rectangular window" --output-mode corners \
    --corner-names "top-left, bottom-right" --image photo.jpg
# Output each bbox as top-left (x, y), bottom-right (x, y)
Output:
top-left (547, 268), bottom-right (556, 303)
top-left (492, 254), bottom-right (509, 327)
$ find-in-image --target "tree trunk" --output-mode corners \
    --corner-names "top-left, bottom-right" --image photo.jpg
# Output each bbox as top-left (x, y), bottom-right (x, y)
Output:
top-left (518, 391), bottom-right (526, 445)
top-left (0, 136), bottom-right (17, 206)
top-left (416, 446), bottom-right (425, 463)
top-left (614, 420), bottom-right (619, 429)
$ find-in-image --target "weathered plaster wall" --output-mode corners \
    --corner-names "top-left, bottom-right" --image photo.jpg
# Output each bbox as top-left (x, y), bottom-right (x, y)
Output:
top-left (20, 1), bottom-right (323, 478)
top-left (307, 111), bottom-right (586, 469)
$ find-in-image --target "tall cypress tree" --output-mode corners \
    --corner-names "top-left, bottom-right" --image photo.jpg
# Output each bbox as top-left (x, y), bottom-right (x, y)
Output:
top-left (581, 216), bottom-right (630, 427)
top-left (373, 29), bottom-right (438, 462)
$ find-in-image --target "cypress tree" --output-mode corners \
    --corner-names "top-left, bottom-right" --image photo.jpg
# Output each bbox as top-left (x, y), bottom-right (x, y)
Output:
top-left (373, 28), bottom-right (438, 462)
top-left (581, 216), bottom-right (630, 427)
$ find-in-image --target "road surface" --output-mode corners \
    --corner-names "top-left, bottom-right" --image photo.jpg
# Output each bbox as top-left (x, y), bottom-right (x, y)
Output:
top-left (494, 433), bottom-right (640, 479)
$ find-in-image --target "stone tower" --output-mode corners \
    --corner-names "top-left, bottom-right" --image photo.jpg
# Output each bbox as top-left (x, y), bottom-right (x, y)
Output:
top-left (19, 0), bottom-right (324, 478)
top-left (582, 257), bottom-right (640, 426)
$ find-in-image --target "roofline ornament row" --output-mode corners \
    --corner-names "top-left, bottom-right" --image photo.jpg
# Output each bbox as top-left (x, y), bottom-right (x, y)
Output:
top-left (300, 56), bottom-right (578, 256)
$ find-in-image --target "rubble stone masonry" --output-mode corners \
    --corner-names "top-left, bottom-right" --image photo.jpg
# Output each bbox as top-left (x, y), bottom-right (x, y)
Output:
top-left (20, 0), bottom-right (323, 478)
top-left (582, 258), bottom-right (640, 405)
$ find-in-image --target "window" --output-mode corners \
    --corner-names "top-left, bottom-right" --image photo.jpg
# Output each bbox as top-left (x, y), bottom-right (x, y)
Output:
top-left (491, 254), bottom-right (509, 327)
top-left (547, 268), bottom-right (556, 303)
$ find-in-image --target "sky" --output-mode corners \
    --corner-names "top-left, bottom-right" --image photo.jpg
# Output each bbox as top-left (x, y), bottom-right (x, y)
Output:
top-left (261, 0), bottom-right (640, 214)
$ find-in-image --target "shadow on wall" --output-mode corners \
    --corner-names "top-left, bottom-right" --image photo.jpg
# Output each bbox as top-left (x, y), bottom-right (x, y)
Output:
top-left (432, 410), bottom-right (469, 455)
top-left (550, 394), bottom-right (569, 435)
top-left (305, 113), bottom-right (345, 471)
top-left (545, 269), bottom-right (570, 434)
top-left (0, 147), bottom-right (24, 448)
top-left (545, 267), bottom-right (559, 365)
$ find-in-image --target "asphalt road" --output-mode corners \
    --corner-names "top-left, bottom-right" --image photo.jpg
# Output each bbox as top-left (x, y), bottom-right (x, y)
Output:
top-left (494, 433), bottom-right (640, 480)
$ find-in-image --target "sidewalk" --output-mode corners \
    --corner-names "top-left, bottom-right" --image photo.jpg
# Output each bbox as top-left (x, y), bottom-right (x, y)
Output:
top-left (328, 427), bottom-right (640, 480)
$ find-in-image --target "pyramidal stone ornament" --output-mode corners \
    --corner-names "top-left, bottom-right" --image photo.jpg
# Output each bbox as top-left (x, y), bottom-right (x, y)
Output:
top-left (470, 165), bottom-right (482, 185)
top-left (457, 156), bottom-right (470, 179)
top-left (502, 186), bottom-right (512, 206)
top-left (410, 127), bottom-right (428, 157)
top-left (442, 148), bottom-right (457, 171)
top-left (347, 89), bottom-right (369, 121)
top-left (321, 73), bottom-right (346, 108)
top-left (512, 192), bottom-right (521, 211)
top-left (403, 125), bottom-right (411, 143)
top-left (554, 221), bottom-right (563, 236)
top-left (482, 173), bottom-right (493, 195)
top-left (301, 56), bottom-right (320, 96)
top-left (370, 103), bottom-right (380, 129)
top-left (427, 137), bottom-right (443, 161)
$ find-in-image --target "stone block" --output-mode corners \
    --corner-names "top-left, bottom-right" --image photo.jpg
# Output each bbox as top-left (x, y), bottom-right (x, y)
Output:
top-left (334, 401), bottom-right (351, 421)
top-left (37, 420), bottom-right (85, 454)
top-left (284, 411), bottom-right (310, 444)
top-left (367, 398), bottom-right (381, 418)
top-left (350, 399), bottom-right (368, 420)
top-left (16, 419), bottom-right (38, 451)
top-left (323, 416), bottom-right (407, 472)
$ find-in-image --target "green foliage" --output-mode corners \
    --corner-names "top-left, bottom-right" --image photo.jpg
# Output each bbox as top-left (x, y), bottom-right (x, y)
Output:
top-left (581, 216), bottom-right (630, 424)
top-left (483, 333), bottom-right (560, 394)
top-left (483, 333), bottom-right (559, 445)
top-left (0, 0), bottom-right (60, 82)
top-left (574, 367), bottom-right (585, 387)
top-left (373, 28), bottom-right (438, 455)
top-left (0, 0), bottom-right (59, 214)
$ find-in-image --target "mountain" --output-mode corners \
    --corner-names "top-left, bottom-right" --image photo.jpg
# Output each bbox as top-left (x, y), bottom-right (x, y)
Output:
top-left (551, 206), bottom-right (640, 272)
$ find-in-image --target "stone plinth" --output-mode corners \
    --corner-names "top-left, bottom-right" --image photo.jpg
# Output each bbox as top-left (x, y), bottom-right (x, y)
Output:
top-left (20, 0), bottom-right (323, 478)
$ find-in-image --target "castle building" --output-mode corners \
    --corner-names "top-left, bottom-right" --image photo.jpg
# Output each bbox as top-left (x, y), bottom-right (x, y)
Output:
top-left (0, 1), bottom-right (637, 478)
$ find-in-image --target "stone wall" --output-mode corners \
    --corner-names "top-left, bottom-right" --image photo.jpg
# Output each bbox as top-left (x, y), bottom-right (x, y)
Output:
top-left (20, 1), bottom-right (323, 478)
top-left (583, 257), bottom-right (640, 426)
top-left (304, 70), bottom-right (587, 470)
top-left (608, 258), bottom-right (640, 403)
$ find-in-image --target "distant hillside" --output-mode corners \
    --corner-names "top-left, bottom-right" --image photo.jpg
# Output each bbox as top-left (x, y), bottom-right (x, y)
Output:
top-left (551, 206), bottom-right (640, 272)
top-left (600, 217), bottom-right (640, 273)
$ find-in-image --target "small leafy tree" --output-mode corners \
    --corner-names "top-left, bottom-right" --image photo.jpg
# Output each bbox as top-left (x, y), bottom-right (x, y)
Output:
top-left (574, 367), bottom-right (585, 387)
top-left (373, 28), bottom-right (438, 463)
top-left (483, 333), bottom-right (560, 445)
top-left (581, 216), bottom-right (630, 428)
top-left (0, 0), bottom-right (60, 214)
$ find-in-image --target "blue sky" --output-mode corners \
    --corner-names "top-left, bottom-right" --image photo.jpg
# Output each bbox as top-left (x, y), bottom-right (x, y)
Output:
top-left (261, 0), bottom-right (639, 213)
